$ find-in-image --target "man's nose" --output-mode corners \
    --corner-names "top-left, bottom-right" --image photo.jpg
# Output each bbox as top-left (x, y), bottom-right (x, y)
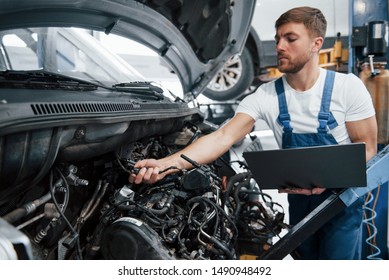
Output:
top-left (276, 39), bottom-right (285, 51)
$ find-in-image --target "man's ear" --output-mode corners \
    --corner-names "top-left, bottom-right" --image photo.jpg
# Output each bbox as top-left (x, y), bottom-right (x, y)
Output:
top-left (313, 36), bottom-right (324, 52)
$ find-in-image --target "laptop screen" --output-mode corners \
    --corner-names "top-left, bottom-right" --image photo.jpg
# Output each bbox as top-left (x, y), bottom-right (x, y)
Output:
top-left (242, 143), bottom-right (367, 189)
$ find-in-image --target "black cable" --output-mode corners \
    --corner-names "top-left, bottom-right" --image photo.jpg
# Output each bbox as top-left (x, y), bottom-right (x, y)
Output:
top-left (54, 167), bottom-right (70, 211)
top-left (239, 189), bottom-right (285, 214)
top-left (193, 198), bottom-right (235, 259)
top-left (49, 170), bottom-right (81, 259)
top-left (241, 200), bottom-right (283, 239)
top-left (188, 196), bottom-right (238, 241)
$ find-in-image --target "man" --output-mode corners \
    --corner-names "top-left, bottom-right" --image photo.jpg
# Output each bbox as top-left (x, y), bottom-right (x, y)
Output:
top-left (130, 7), bottom-right (377, 259)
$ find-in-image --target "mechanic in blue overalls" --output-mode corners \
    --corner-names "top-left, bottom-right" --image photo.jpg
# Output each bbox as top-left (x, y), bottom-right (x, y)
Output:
top-left (274, 69), bottom-right (367, 259)
top-left (130, 7), bottom-right (378, 259)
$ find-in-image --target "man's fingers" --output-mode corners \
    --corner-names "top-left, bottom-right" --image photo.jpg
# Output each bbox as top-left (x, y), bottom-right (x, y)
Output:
top-left (149, 168), bottom-right (161, 183)
top-left (129, 166), bottom-right (163, 185)
top-left (143, 167), bottom-right (155, 181)
top-left (278, 187), bottom-right (298, 194)
top-left (128, 173), bottom-right (136, 183)
top-left (278, 186), bottom-right (326, 196)
top-left (311, 187), bottom-right (326, 195)
top-left (127, 158), bottom-right (172, 185)
top-left (133, 167), bottom-right (147, 184)
top-left (278, 187), bottom-right (312, 195)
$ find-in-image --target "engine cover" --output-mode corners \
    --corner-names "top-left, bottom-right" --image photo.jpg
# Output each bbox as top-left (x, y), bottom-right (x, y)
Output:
top-left (101, 217), bottom-right (174, 260)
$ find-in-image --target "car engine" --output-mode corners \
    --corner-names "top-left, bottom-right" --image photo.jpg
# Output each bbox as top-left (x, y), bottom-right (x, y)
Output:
top-left (0, 123), bottom-right (286, 260)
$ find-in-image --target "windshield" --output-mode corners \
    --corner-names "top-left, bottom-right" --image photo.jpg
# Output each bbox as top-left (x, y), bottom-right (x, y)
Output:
top-left (0, 27), bottom-right (146, 86)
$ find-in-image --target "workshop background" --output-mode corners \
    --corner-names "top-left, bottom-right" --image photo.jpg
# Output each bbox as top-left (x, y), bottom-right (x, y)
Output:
top-left (350, 0), bottom-right (389, 260)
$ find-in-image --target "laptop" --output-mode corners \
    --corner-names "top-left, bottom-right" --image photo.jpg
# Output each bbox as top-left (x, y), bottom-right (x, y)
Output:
top-left (242, 142), bottom-right (367, 189)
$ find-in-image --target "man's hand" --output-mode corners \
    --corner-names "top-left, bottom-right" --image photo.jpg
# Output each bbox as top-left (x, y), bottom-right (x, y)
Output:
top-left (278, 187), bottom-right (325, 196)
top-left (128, 158), bottom-right (182, 184)
top-left (128, 158), bottom-right (163, 184)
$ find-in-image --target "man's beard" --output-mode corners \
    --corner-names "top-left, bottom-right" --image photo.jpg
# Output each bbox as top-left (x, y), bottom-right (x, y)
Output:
top-left (277, 53), bottom-right (310, 73)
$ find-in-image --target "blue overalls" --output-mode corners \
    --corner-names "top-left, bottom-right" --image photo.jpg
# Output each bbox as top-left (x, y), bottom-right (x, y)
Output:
top-left (275, 70), bottom-right (365, 259)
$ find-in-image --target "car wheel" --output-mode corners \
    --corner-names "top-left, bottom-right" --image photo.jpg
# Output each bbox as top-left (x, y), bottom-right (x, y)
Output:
top-left (202, 46), bottom-right (254, 101)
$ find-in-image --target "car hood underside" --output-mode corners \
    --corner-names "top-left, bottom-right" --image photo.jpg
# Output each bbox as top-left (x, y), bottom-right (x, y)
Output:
top-left (0, 0), bottom-right (255, 97)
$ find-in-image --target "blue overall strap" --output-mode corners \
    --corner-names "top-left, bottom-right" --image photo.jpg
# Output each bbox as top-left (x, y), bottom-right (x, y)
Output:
top-left (318, 70), bottom-right (338, 132)
top-left (275, 78), bottom-right (292, 132)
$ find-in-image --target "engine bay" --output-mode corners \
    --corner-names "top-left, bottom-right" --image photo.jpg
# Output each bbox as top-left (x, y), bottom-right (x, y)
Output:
top-left (0, 123), bottom-right (287, 260)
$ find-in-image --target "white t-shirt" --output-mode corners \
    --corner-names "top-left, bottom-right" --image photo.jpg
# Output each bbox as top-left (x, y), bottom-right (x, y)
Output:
top-left (236, 68), bottom-right (376, 148)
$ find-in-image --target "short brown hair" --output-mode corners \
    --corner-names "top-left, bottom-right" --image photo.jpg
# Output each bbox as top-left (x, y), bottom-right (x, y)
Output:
top-left (275, 6), bottom-right (327, 38)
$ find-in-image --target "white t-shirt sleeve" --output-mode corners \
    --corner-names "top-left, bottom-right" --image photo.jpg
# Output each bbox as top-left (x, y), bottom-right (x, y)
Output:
top-left (235, 81), bottom-right (278, 122)
top-left (235, 89), bottom-right (263, 120)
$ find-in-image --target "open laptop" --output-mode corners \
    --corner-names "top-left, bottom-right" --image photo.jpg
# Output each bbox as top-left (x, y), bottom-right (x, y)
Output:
top-left (242, 142), bottom-right (367, 189)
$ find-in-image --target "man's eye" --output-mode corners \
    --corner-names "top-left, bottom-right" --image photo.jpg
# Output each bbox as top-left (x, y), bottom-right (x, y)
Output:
top-left (287, 38), bottom-right (297, 43)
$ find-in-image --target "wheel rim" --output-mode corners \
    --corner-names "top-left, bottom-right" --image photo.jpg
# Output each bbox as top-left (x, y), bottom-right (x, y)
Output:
top-left (207, 55), bottom-right (242, 92)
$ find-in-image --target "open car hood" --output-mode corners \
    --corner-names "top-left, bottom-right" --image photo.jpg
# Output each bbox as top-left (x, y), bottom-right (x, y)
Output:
top-left (0, 0), bottom-right (255, 99)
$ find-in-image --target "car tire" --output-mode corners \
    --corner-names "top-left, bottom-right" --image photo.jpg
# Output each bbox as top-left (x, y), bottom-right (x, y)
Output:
top-left (202, 46), bottom-right (254, 101)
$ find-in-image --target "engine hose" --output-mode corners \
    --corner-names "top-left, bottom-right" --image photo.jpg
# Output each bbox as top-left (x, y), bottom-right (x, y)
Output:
top-left (209, 236), bottom-right (234, 259)
top-left (149, 194), bottom-right (175, 215)
top-left (2, 208), bottom-right (27, 224)
top-left (149, 207), bottom-right (169, 215)
top-left (207, 246), bottom-right (225, 256)
top-left (143, 214), bottom-right (162, 226)
top-left (82, 182), bottom-right (109, 222)
top-left (79, 180), bottom-right (102, 221)
top-left (233, 180), bottom-right (252, 221)
top-left (223, 172), bottom-right (251, 206)
top-left (3, 192), bottom-right (51, 224)
top-left (117, 203), bottom-right (163, 225)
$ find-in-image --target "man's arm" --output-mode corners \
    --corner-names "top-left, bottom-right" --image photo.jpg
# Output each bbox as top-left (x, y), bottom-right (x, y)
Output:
top-left (130, 112), bottom-right (256, 184)
top-left (346, 115), bottom-right (378, 161)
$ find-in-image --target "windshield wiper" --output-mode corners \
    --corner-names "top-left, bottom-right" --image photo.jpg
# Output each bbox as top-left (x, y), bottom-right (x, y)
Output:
top-left (0, 70), bottom-right (166, 101)
top-left (112, 81), bottom-right (164, 100)
top-left (0, 70), bottom-right (99, 91)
